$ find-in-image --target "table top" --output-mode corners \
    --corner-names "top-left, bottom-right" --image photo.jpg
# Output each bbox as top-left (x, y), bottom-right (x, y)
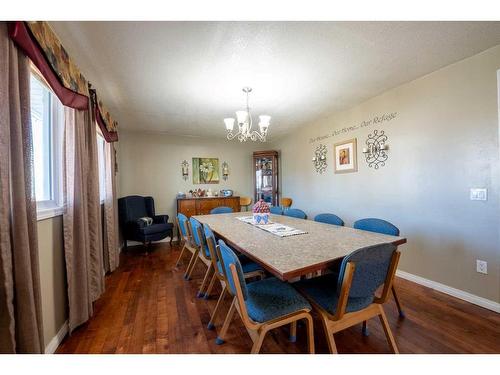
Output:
top-left (192, 212), bottom-right (407, 281)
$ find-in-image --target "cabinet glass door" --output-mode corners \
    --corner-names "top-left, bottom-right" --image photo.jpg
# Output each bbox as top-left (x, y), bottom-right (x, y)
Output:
top-left (255, 157), bottom-right (275, 204)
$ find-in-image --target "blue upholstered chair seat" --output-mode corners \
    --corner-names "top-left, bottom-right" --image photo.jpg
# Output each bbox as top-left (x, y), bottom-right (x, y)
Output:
top-left (245, 277), bottom-right (311, 323)
top-left (139, 223), bottom-right (173, 235)
top-left (295, 273), bottom-right (373, 315)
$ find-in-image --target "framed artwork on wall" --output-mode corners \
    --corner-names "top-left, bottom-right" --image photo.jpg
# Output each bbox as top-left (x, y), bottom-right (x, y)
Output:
top-left (192, 158), bottom-right (220, 184)
top-left (333, 138), bottom-right (357, 174)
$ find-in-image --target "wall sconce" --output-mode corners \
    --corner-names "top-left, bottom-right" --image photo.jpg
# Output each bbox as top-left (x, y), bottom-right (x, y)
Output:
top-left (312, 144), bottom-right (327, 174)
top-left (181, 160), bottom-right (189, 180)
top-left (362, 129), bottom-right (389, 169)
top-left (222, 161), bottom-right (229, 181)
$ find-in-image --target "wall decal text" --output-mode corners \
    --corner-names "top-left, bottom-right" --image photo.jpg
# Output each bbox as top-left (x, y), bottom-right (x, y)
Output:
top-left (309, 112), bottom-right (398, 144)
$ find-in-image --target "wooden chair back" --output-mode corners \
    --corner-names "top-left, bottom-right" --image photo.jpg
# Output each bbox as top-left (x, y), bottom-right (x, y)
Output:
top-left (281, 197), bottom-right (293, 208)
top-left (240, 196), bottom-right (252, 207)
top-left (332, 245), bottom-right (401, 320)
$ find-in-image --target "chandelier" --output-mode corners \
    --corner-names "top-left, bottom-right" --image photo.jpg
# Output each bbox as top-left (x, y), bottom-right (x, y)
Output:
top-left (224, 87), bottom-right (271, 142)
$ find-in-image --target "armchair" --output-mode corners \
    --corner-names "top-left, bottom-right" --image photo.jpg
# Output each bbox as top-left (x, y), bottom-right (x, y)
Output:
top-left (118, 195), bottom-right (174, 250)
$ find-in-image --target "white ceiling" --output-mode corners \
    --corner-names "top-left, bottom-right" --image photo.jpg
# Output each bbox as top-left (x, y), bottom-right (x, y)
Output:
top-left (50, 21), bottom-right (500, 140)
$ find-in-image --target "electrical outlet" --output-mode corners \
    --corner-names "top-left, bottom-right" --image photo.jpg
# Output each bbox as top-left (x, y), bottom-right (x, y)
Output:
top-left (476, 260), bottom-right (488, 274)
top-left (470, 188), bottom-right (487, 201)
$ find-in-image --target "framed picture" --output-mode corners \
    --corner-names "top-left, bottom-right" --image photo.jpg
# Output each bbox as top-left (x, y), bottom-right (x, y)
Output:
top-left (333, 138), bottom-right (357, 174)
top-left (192, 158), bottom-right (220, 184)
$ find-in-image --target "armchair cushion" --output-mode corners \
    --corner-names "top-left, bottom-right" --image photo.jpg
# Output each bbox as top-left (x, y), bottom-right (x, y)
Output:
top-left (153, 215), bottom-right (169, 224)
top-left (139, 222), bottom-right (174, 236)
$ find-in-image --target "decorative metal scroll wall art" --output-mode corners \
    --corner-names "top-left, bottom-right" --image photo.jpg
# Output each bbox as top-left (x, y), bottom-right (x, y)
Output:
top-left (181, 160), bottom-right (189, 180)
top-left (312, 143), bottom-right (328, 173)
top-left (362, 130), bottom-right (389, 169)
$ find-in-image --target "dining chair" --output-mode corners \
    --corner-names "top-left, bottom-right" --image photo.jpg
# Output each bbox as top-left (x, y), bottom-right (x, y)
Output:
top-left (210, 206), bottom-right (234, 214)
top-left (269, 206), bottom-right (283, 215)
top-left (189, 217), bottom-right (215, 297)
top-left (353, 218), bottom-right (405, 320)
top-left (280, 197), bottom-right (293, 210)
top-left (240, 197), bottom-right (252, 211)
top-left (314, 213), bottom-right (345, 226)
top-left (296, 243), bottom-right (401, 354)
top-left (215, 239), bottom-right (315, 354)
top-left (174, 213), bottom-right (198, 275)
top-left (284, 208), bottom-right (307, 219)
top-left (203, 224), bottom-right (265, 329)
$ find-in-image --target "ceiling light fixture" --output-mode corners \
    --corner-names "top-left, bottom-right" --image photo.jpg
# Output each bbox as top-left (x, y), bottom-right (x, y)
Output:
top-left (224, 87), bottom-right (270, 142)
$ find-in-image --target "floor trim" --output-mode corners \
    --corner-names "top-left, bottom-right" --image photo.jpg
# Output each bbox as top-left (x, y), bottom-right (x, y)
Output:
top-left (44, 320), bottom-right (68, 354)
top-left (396, 270), bottom-right (500, 313)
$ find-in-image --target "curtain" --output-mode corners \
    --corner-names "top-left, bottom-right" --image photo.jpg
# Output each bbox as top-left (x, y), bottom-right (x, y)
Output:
top-left (0, 22), bottom-right (44, 353)
top-left (103, 142), bottom-right (120, 272)
top-left (63, 107), bottom-right (105, 333)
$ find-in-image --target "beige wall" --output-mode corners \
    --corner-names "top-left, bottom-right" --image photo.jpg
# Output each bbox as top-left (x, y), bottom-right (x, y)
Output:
top-left (117, 131), bottom-right (266, 225)
top-left (271, 45), bottom-right (500, 303)
top-left (37, 216), bottom-right (68, 349)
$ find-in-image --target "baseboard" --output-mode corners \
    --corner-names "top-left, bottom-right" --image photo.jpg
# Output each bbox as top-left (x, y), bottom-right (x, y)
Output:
top-left (396, 270), bottom-right (500, 313)
top-left (44, 320), bottom-right (68, 354)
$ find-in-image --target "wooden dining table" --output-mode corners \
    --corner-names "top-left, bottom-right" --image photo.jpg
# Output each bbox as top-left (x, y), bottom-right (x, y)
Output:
top-left (192, 212), bottom-right (407, 281)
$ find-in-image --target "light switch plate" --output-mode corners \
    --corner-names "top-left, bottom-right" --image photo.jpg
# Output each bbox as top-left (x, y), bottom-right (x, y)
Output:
top-left (470, 188), bottom-right (487, 201)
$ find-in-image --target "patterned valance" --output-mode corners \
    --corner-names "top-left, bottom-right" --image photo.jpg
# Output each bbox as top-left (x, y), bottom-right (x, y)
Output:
top-left (26, 21), bottom-right (89, 97)
top-left (9, 21), bottom-right (119, 141)
top-left (90, 87), bottom-right (119, 142)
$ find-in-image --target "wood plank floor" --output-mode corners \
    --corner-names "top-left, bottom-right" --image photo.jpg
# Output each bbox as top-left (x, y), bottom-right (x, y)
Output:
top-left (56, 242), bottom-right (500, 354)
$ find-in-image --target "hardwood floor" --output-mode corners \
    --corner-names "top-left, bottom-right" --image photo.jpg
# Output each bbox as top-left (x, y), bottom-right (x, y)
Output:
top-left (56, 242), bottom-right (500, 354)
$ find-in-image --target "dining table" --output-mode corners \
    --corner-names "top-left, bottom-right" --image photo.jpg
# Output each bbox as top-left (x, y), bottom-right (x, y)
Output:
top-left (192, 212), bottom-right (407, 281)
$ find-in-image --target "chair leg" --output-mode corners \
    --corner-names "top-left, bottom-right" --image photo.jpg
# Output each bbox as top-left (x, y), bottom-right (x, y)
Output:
top-left (362, 321), bottom-right (369, 336)
top-left (203, 272), bottom-right (217, 299)
top-left (289, 321), bottom-right (297, 342)
top-left (215, 297), bottom-right (236, 345)
top-left (174, 242), bottom-right (187, 268)
top-left (250, 329), bottom-right (267, 354)
top-left (378, 305), bottom-right (399, 354)
top-left (207, 285), bottom-right (227, 330)
top-left (197, 263), bottom-right (213, 298)
top-left (304, 315), bottom-right (315, 354)
top-left (320, 317), bottom-right (338, 354)
top-left (184, 250), bottom-right (199, 280)
top-left (392, 285), bottom-right (405, 318)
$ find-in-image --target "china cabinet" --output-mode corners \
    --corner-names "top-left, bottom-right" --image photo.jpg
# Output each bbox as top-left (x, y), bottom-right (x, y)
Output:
top-left (253, 150), bottom-right (279, 206)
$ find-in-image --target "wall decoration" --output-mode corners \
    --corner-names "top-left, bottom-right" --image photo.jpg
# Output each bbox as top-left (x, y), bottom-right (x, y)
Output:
top-left (181, 160), bottom-right (189, 180)
top-left (309, 112), bottom-right (398, 144)
top-left (362, 130), bottom-right (389, 169)
top-left (333, 138), bottom-right (357, 174)
top-left (222, 161), bottom-right (229, 181)
top-left (312, 144), bottom-right (327, 174)
top-left (192, 158), bottom-right (220, 184)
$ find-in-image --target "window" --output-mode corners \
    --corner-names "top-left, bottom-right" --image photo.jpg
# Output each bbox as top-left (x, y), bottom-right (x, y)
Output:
top-left (96, 132), bottom-right (106, 203)
top-left (30, 72), bottom-right (64, 219)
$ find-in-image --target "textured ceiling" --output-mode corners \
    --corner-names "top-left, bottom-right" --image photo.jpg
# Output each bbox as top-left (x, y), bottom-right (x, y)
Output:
top-left (50, 21), bottom-right (500, 140)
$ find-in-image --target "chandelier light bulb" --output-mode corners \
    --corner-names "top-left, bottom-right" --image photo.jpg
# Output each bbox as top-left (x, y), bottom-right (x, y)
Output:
top-left (224, 118), bottom-right (235, 131)
top-left (235, 110), bottom-right (248, 125)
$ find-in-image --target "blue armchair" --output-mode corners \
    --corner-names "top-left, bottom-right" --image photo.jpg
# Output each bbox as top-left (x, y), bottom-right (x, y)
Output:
top-left (118, 195), bottom-right (173, 250)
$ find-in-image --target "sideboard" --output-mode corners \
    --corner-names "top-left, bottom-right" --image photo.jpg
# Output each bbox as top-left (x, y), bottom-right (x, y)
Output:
top-left (177, 196), bottom-right (241, 217)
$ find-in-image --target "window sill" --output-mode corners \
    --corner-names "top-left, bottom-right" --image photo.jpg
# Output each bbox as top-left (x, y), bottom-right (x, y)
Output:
top-left (37, 206), bottom-right (64, 221)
